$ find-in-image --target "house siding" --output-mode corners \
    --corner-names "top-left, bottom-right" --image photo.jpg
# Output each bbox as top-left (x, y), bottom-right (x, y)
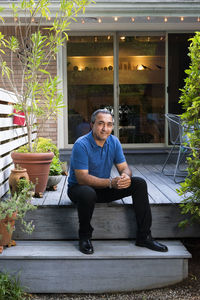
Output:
top-left (0, 26), bottom-right (58, 145)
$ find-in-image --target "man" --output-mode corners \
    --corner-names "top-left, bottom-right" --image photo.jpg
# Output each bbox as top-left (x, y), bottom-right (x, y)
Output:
top-left (68, 109), bottom-right (168, 255)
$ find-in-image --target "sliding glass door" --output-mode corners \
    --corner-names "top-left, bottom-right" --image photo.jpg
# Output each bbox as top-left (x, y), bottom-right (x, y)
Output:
top-left (67, 33), bottom-right (166, 146)
top-left (67, 35), bottom-right (114, 144)
top-left (118, 35), bottom-right (165, 144)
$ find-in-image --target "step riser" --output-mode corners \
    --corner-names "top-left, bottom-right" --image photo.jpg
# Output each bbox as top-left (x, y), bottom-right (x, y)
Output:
top-left (13, 205), bottom-right (200, 240)
top-left (0, 258), bottom-right (188, 293)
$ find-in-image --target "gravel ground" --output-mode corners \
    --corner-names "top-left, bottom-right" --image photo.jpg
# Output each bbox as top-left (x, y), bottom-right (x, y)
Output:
top-left (29, 239), bottom-right (200, 300)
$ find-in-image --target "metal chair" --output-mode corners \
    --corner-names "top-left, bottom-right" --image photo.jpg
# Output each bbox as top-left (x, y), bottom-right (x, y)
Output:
top-left (162, 113), bottom-right (191, 183)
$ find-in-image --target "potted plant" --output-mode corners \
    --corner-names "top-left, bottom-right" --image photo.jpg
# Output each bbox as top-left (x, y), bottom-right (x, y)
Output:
top-left (0, 179), bottom-right (36, 254)
top-left (0, 0), bottom-right (92, 196)
top-left (46, 156), bottom-right (63, 190)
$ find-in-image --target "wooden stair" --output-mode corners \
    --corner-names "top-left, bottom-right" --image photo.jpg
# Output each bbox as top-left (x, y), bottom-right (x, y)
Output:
top-left (0, 163), bottom-right (195, 293)
top-left (0, 240), bottom-right (191, 293)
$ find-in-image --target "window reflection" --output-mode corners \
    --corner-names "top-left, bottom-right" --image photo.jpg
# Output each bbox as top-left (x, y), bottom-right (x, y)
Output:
top-left (119, 36), bottom-right (165, 144)
top-left (67, 36), bottom-right (114, 144)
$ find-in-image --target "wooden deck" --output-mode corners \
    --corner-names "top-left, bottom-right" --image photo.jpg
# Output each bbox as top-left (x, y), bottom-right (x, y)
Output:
top-left (32, 163), bottom-right (184, 206)
top-left (2, 163), bottom-right (195, 293)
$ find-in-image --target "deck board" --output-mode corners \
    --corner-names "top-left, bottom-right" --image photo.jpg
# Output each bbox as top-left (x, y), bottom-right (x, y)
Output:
top-left (32, 164), bottom-right (183, 206)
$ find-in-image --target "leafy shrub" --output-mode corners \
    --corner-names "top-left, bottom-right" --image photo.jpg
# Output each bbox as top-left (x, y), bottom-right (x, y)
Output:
top-left (177, 31), bottom-right (200, 227)
top-left (49, 156), bottom-right (63, 176)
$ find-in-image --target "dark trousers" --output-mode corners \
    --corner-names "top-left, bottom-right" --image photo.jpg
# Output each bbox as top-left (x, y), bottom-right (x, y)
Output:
top-left (68, 177), bottom-right (152, 240)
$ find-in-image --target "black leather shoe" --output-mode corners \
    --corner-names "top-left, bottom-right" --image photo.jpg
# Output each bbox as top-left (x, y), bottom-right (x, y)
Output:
top-left (136, 236), bottom-right (168, 252)
top-left (79, 239), bottom-right (94, 255)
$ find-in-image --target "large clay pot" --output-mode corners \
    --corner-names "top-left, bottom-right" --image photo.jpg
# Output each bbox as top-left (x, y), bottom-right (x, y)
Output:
top-left (11, 152), bottom-right (54, 197)
top-left (9, 168), bottom-right (29, 196)
top-left (0, 212), bottom-right (17, 253)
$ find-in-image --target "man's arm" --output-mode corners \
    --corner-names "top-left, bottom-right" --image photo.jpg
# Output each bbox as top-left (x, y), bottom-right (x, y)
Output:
top-left (75, 169), bottom-right (115, 188)
top-left (113, 161), bottom-right (132, 189)
top-left (116, 161), bottom-right (132, 177)
top-left (75, 161), bottom-right (131, 190)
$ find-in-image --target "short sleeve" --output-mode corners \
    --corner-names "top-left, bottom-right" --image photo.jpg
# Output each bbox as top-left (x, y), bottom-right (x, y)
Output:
top-left (72, 142), bottom-right (89, 170)
top-left (114, 138), bottom-right (126, 164)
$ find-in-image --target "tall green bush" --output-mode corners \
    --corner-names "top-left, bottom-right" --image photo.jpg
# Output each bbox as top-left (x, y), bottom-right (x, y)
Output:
top-left (177, 31), bottom-right (200, 226)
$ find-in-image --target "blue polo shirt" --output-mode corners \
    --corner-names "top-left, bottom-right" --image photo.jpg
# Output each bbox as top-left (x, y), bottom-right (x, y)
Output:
top-left (68, 131), bottom-right (126, 187)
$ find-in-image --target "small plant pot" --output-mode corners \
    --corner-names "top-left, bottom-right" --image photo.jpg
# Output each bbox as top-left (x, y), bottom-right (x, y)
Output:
top-left (9, 168), bottom-right (29, 196)
top-left (46, 175), bottom-right (62, 191)
top-left (0, 212), bottom-right (17, 253)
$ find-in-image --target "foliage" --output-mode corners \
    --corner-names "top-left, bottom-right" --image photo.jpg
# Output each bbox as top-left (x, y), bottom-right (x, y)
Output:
top-left (0, 271), bottom-right (30, 300)
top-left (177, 31), bottom-right (200, 227)
top-left (49, 156), bottom-right (63, 176)
top-left (16, 137), bottom-right (59, 155)
top-left (16, 137), bottom-right (63, 175)
top-left (0, 179), bottom-right (36, 234)
top-left (0, 0), bottom-right (93, 152)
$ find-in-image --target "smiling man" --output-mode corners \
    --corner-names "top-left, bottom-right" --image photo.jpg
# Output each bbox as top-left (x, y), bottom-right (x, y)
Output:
top-left (67, 109), bottom-right (168, 254)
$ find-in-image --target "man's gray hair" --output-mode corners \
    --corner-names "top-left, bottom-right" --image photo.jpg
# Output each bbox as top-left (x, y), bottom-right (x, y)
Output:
top-left (91, 109), bottom-right (114, 124)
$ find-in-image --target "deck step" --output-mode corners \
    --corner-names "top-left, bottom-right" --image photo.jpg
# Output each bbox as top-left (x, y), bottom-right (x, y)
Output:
top-left (0, 240), bottom-right (191, 293)
top-left (13, 203), bottom-right (200, 240)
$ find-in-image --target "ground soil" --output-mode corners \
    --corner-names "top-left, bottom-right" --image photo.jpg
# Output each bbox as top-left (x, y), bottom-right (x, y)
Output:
top-left (30, 239), bottom-right (200, 300)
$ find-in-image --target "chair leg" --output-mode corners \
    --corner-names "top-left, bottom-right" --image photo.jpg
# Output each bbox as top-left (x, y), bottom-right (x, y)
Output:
top-left (162, 144), bottom-right (176, 173)
top-left (161, 145), bottom-right (176, 174)
top-left (174, 147), bottom-right (188, 183)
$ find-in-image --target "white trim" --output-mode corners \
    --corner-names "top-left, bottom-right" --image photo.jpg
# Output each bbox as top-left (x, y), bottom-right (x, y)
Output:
top-left (2, 1), bottom-right (200, 17)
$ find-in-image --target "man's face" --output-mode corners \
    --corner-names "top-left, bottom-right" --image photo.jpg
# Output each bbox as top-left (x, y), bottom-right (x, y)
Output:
top-left (91, 113), bottom-right (113, 143)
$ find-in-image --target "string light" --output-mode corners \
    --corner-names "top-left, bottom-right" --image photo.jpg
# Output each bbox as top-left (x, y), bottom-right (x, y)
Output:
top-left (197, 17), bottom-right (200, 22)
top-left (164, 17), bottom-right (168, 22)
top-left (147, 16), bottom-right (151, 21)
top-left (81, 19), bottom-right (85, 24)
top-left (120, 36), bottom-right (126, 41)
top-left (31, 17), bottom-right (35, 22)
top-left (98, 18), bottom-right (102, 23)
top-left (48, 16), bottom-right (51, 21)
top-left (114, 17), bottom-right (118, 22)
top-left (180, 16), bottom-right (184, 21)
top-left (131, 17), bottom-right (135, 22)
top-left (107, 35), bottom-right (111, 40)
top-left (14, 17), bottom-right (18, 22)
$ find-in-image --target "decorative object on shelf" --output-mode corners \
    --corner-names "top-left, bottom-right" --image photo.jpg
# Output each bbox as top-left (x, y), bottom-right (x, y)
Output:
top-left (108, 65), bottom-right (113, 71)
top-left (73, 66), bottom-right (78, 71)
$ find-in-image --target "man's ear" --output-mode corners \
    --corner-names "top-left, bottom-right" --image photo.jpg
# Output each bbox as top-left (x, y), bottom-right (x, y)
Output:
top-left (90, 122), bottom-right (93, 129)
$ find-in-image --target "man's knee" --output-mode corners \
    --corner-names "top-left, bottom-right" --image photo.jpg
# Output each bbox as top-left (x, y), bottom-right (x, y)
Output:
top-left (131, 177), bottom-right (147, 189)
top-left (75, 185), bottom-right (97, 207)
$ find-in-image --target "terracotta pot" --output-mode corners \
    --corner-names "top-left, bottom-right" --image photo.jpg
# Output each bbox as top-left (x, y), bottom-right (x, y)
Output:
top-left (0, 212), bottom-right (17, 247)
top-left (11, 152), bottom-right (54, 196)
top-left (9, 168), bottom-right (29, 196)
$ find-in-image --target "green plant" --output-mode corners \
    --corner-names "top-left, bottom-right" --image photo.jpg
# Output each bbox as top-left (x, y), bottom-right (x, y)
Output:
top-left (0, 0), bottom-right (93, 152)
top-left (177, 31), bottom-right (200, 227)
top-left (0, 271), bottom-right (30, 300)
top-left (49, 156), bottom-right (63, 176)
top-left (16, 137), bottom-right (59, 155)
top-left (0, 179), bottom-right (36, 234)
